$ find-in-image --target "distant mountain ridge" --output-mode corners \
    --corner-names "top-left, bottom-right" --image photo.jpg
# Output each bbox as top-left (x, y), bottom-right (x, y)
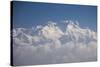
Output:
top-left (13, 20), bottom-right (97, 46)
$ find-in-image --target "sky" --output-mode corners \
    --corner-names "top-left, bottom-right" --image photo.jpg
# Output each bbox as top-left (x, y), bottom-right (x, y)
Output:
top-left (12, 1), bottom-right (97, 31)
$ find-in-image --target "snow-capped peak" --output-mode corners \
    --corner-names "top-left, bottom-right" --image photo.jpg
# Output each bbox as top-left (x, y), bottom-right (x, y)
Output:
top-left (12, 20), bottom-right (97, 46)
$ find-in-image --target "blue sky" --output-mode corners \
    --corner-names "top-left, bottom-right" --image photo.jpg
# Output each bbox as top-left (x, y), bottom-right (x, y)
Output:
top-left (12, 1), bottom-right (97, 31)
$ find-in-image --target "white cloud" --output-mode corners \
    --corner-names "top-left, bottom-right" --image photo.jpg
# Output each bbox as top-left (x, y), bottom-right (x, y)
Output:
top-left (12, 20), bottom-right (97, 66)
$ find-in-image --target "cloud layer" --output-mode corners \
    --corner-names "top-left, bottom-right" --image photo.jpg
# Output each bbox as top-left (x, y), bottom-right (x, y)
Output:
top-left (12, 20), bottom-right (97, 66)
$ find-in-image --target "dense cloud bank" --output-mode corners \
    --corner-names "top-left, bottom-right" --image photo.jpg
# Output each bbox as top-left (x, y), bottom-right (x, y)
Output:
top-left (12, 20), bottom-right (97, 66)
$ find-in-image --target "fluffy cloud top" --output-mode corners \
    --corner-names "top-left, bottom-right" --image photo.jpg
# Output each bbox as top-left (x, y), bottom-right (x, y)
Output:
top-left (12, 20), bottom-right (97, 66)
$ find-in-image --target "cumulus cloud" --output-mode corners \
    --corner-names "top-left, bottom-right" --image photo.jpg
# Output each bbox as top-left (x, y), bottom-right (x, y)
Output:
top-left (12, 20), bottom-right (97, 66)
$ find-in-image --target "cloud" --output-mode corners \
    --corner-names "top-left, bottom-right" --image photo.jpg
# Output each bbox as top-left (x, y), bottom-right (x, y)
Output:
top-left (12, 20), bottom-right (97, 66)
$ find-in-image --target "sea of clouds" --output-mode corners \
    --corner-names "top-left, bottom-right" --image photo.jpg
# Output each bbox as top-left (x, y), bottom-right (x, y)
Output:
top-left (12, 20), bottom-right (97, 66)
